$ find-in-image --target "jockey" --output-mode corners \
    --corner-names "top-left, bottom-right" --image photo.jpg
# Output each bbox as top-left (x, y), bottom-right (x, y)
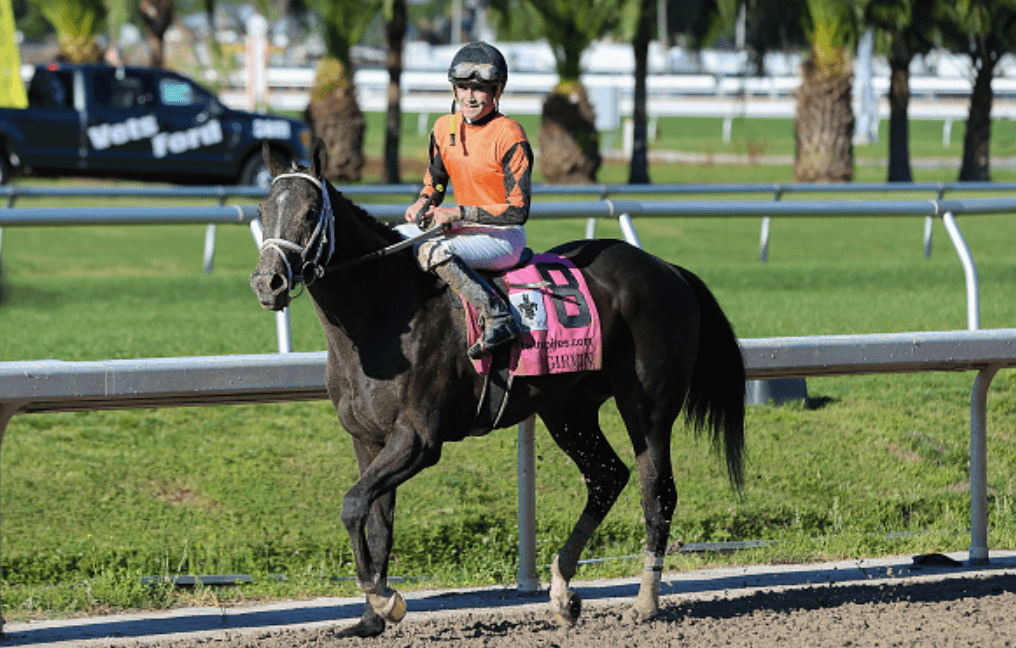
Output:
top-left (398, 41), bottom-right (533, 360)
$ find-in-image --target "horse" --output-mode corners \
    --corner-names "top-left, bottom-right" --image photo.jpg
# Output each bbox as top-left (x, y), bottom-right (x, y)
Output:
top-left (250, 140), bottom-right (745, 637)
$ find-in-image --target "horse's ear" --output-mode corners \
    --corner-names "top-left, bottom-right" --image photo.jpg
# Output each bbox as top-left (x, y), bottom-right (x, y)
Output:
top-left (311, 138), bottom-right (328, 179)
top-left (262, 141), bottom-right (286, 177)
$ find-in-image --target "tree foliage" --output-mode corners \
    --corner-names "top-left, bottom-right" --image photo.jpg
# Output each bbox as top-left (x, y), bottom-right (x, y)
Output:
top-left (935, 0), bottom-right (1016, 180)
top-left (382, 0), bottom-right (407, 183)
top-left (493, 0), bottom-right (621, 81)
top-left (33, 0), bottom-right (107, 63)
top-left (314, 0), bottom-right (381, 68)
top-left (864, 0), bottom-right (937, 181)
top-left (792, 0), bottom-right (863, 182)
top-left (303, 0), bottom-right (384, 181)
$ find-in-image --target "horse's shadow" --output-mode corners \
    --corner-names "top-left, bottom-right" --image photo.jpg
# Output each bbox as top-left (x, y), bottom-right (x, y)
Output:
top-left (805, 395), bottom-right (836, 410)
top-left (0, 282), bottom-right (62, 309)
top-left (662, 566), bottom-right (1016, 621)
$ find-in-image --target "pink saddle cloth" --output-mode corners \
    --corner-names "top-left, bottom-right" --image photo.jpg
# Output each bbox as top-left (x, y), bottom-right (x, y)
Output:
top-left (464, 253), bottom-right (603, 377)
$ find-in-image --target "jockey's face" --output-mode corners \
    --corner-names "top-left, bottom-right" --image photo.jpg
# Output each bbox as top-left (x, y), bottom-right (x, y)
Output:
top-left (454, 82), bottom-right (497, 121)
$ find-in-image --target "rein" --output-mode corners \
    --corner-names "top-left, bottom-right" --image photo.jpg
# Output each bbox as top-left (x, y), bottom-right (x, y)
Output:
top-left (259, 172), bottom-right (444, 295)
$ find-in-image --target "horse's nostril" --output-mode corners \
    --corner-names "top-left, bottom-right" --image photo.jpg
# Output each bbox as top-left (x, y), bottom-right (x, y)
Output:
top-left (269, 274), bottom-right (287, 292)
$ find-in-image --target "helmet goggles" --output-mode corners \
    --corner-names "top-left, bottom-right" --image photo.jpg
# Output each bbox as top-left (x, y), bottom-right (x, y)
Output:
top-left (448, 62), bottom-right (503, 85)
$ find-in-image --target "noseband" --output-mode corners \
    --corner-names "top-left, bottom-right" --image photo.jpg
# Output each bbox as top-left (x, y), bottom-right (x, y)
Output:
top-left (259, 172), bottom-right (336, 294)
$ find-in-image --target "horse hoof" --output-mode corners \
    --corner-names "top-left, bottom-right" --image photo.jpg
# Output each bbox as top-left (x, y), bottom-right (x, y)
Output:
top-left (551, 590), bottom-right (582, 625)
top-left (334, 618), bottom-right (386, 638)
top-left (368, 589), bottom-right (407, 624)
top-left (334, 605), bottom-right (387, 638)
top-left (624, 602), bottom-right (659, 623)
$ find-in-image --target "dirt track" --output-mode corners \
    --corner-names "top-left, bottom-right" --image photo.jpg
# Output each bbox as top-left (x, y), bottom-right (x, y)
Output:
top-left (8, 555), bottom-right (1015, 648)
top-left (139, 574), bottom-right (1016, 648)
top-left (132, 557), bottom-right (1016, 648)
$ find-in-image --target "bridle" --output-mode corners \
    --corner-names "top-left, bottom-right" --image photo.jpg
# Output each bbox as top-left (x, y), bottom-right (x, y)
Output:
top-left (257, 172), bottom-right (447, 301)
top-left (258, 172), bottom-right (336, 293)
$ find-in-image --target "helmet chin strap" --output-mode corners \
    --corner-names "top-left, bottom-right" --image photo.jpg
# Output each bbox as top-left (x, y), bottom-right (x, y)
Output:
top-left (449, 96), bottom-right (457, 146)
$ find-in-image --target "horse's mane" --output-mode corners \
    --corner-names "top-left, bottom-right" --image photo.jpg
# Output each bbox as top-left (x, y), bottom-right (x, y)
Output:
top-left (284, 158), bottom-right (400, 247)
top-left (324, 181), bottom-right (404, 246)
top-left (322, 180), bottom-right (442, 294)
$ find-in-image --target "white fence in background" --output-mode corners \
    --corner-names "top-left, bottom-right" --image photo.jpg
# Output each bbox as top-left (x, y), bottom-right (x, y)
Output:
top-left (218, 66), bottom-right (1016, 129)
top-left (2, 328), bottom-right (1015, 610)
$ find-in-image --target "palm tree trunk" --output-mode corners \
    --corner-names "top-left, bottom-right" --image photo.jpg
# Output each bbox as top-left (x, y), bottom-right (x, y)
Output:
top-left (794, 55), bottom-right (854, 183)
top-left (959, 56), bottom-right (996, 181)
top-left (886, 52), bottom-right (913, 182)
top-left (628, 0), bottom-right (653, 184)
top-left (305, 58), bottom-right (366, 182)
top-left (383, 0), bottom-right (406, 184)
top-left (538, 82), bottom-right (601, 184)
top-left (139, 0), bottom-right (175, 69)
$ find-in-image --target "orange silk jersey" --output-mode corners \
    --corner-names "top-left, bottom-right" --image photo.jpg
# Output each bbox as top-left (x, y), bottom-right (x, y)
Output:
top-left (422, 111), bottom-right (533, 226)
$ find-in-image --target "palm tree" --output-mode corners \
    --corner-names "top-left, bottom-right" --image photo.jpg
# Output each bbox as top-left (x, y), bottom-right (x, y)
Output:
top-left (139, 0), bottom-right (175, 68)
top-left (505, 0), bottom-right (620, 184)
top-left (742, 0), bottom-right (811, 73)
top-left (793, 0), bottom-right (859, 182)
top-left (865, 0), bottom-right (937, 182)
top-left (383, 0), bottom-right (407, 184)
top-left (624, 0), bottom-right (655, 184)
top-left (305, 0), bottom-right (382, 181)
top-left (34, 0), bottom-right (106, 63)
top-left (936, 0), bottom-right (1016, 181)
top-left (646, 0), bottom-right (745, 185)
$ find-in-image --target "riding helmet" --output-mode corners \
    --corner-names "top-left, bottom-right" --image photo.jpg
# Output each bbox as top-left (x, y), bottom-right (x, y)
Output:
top-left (447, 41), bottom-right (508, 86)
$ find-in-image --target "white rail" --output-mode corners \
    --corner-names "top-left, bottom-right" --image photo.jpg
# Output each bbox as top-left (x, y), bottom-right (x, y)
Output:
top-left (218, 67), bottom-right (1016, 121)
top-left (2, 328), bottom-right (1016, 613)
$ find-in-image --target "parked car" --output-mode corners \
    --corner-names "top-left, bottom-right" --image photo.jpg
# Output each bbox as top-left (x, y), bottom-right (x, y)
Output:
top-left (0, 62), bottom-right (311, 187)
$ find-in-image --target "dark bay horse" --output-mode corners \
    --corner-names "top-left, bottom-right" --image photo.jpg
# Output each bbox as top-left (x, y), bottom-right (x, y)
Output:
top-left (250, 141), bottom-right (745, 637)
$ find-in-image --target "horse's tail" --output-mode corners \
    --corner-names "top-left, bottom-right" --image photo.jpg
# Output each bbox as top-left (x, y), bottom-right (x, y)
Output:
top-left (672, 264), bottom-right (745, 491)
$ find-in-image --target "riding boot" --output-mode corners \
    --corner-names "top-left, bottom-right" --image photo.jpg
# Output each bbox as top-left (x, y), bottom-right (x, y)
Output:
top-left (432, 256), bottom-right (523, 360)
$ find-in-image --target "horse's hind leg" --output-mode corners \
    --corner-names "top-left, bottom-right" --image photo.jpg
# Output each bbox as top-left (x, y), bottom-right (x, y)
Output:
top-left (615, 394), bottom-right (681, 620)
top-left (539, 394), bottom-right (630, 624)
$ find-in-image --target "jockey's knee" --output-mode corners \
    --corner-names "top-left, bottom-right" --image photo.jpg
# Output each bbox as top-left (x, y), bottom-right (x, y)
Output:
top-left (416, 239), bottom-right (453, 272)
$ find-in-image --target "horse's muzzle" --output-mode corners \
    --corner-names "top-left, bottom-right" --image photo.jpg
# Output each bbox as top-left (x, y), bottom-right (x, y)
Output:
top-left (250, 269), bottom-right (290, 310)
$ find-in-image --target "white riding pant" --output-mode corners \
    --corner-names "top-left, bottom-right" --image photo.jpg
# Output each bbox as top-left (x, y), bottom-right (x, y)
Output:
top-left (394, 222), bottom-right (527, 272)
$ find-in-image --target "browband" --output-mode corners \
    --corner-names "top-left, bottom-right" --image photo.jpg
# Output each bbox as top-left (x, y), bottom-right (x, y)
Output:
top-left (272, 172), bottom-right (323, 191)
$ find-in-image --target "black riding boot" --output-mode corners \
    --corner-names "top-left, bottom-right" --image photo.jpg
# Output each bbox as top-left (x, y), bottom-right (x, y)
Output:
top-left (433, 256), bottom-right (523, 359)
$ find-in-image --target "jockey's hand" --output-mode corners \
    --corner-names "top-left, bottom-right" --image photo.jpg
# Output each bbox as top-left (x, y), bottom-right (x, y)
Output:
top-left (404, 197), bottom-right (429, 223)
top-left (428, 206), bottom-right (462, 227)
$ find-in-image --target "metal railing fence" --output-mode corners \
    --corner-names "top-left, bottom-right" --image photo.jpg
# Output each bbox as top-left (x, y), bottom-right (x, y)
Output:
top-left (6, 180), bottom-right (1016, 206)
top-left (5, 179), bottom-right (1014, 262)
top-left (2, 188), bottom-right (1016, 614)
top-left (5, 193), bottom-right (1013, 337)
top-left (2, 328), bottom-right (1015, 608)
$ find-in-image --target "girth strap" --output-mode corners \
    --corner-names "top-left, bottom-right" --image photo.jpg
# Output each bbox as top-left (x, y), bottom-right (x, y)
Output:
top-left (466, 344), bottom-right (513, 436)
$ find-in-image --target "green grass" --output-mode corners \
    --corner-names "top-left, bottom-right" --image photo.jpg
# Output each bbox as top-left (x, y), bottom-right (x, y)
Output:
top-left (3, 116), bottom-right (1016, 620)
top-left (643, 115), bottom-right (1016, 162)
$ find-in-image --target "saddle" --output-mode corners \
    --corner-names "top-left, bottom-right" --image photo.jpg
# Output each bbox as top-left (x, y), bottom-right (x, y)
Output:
top-left (460, 248), bottom-right (602, 436)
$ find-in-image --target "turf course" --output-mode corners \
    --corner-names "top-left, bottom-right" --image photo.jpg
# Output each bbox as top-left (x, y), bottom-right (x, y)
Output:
top-left (1, 115), bottom-right (1016, 620)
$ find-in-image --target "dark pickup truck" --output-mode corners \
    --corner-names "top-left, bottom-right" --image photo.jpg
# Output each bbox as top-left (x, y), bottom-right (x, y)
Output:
top-left (0, 62), bottom-right (311, 187)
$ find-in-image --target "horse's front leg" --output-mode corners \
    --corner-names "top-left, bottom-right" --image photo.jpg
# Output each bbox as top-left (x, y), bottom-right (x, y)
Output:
top-left (332, 488), bottom-right (396, 639)
top-left (339, 431), bottom-right (438, 633)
